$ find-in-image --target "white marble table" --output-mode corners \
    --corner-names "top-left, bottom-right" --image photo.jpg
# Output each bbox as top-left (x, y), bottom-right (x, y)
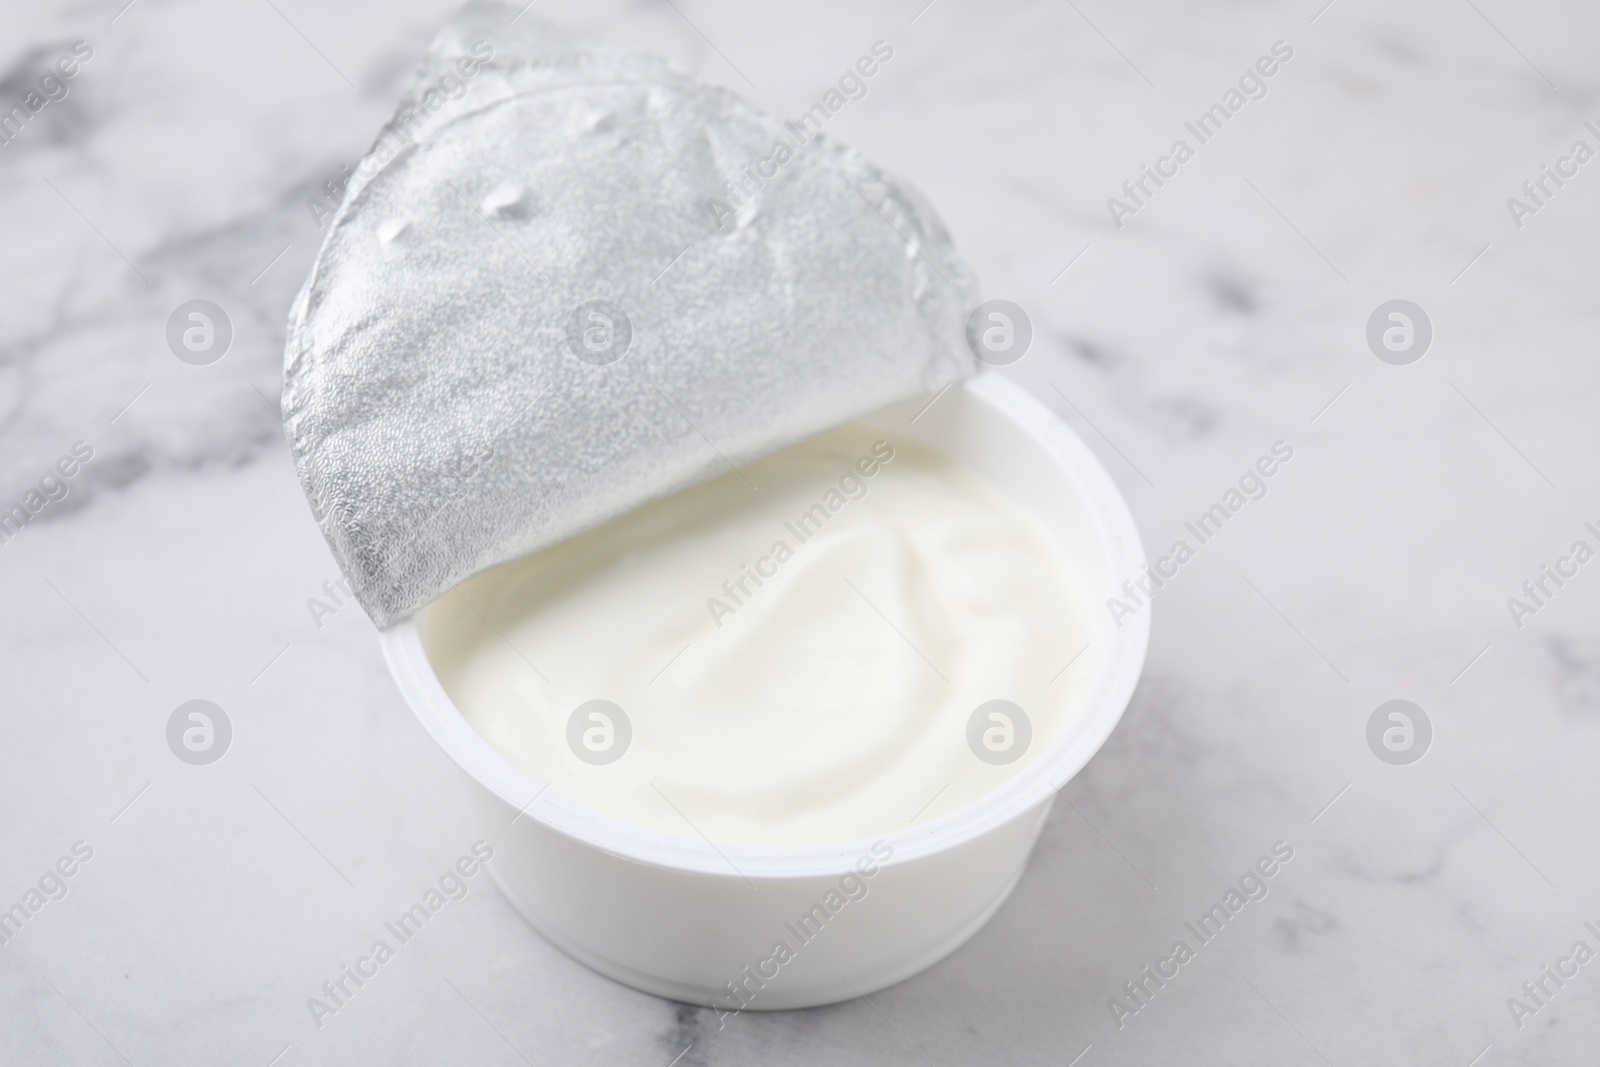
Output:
top-left (2, 0), bottom-right (1597, 1063)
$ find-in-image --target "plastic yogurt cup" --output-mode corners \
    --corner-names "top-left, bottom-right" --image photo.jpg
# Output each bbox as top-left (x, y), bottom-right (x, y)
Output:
top-left (381, 371), bottom-right (1149, 1009)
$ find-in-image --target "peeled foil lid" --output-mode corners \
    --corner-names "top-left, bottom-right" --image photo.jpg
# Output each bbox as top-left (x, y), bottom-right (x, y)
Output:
top-left (283, 2), bottom-right (979, 628)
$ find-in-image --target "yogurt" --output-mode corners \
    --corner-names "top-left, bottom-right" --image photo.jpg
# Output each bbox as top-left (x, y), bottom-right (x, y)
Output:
top-left (422, 424), bottom-right (1091, 847)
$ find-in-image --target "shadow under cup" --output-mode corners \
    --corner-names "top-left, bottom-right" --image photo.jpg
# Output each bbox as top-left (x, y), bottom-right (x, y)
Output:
top-left (380, 372), bottom-right (1149, 1010)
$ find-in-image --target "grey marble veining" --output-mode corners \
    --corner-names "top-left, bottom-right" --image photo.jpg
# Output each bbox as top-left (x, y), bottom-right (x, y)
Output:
top-left (2, 1), bottom-right (1598, 1065)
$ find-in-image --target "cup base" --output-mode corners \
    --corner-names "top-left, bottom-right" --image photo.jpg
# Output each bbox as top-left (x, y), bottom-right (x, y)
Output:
top-left (484, 844), bottom-right (1033, 1011)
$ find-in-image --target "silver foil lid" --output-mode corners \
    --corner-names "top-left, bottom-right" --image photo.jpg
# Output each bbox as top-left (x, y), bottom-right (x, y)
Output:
top-left (283, 3), bottom-right (979, 627)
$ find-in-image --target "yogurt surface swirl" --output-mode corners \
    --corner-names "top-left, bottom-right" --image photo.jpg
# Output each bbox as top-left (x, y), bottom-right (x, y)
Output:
top-left (423, 424), bottom-right (1091, 846)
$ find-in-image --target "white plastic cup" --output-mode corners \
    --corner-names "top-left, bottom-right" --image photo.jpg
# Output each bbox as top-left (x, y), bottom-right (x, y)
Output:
top-left (381, 372), bottom-right (1149, 1010)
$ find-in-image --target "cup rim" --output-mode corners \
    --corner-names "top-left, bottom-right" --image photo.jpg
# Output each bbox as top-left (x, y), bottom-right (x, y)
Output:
top-left (380, 372), bottom-right (1149, 880)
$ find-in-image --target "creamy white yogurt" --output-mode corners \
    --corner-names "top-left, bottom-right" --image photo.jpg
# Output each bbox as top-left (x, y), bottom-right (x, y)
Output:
top-left (422, 424), bottom-right (1090, 846)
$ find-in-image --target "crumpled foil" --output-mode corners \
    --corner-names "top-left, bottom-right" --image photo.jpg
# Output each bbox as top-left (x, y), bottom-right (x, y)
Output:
top-left (283, 2), bottom-right (979, 628)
